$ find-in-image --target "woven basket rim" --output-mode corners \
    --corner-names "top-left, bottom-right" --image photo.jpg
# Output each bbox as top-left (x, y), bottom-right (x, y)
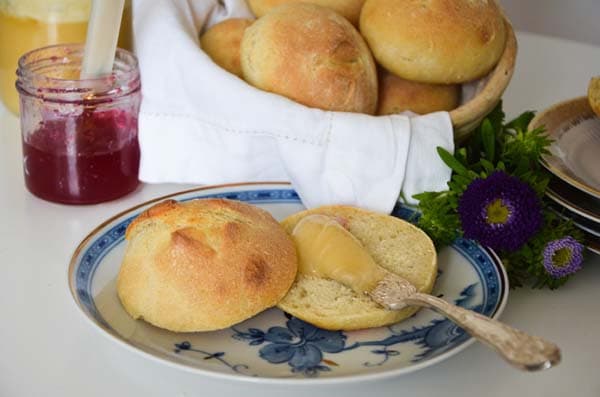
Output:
top-left (450, 20), bottom-right (518, 140)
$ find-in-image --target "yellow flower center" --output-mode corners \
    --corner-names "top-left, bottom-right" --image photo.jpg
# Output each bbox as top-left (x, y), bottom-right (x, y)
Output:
top-left (552, 248), bottom-right (572, 268)
top-left (486, 199), bottom-right (511, 225)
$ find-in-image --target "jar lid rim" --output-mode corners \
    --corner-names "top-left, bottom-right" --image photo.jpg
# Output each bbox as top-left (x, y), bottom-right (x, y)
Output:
top-left (16, 43), bottom-right (140, 102)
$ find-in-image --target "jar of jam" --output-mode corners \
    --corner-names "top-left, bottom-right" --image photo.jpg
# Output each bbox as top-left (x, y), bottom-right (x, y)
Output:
top-left (0, 0), bottom-right (133, 114)
top-left (16, 44), bottom-right (141, 204)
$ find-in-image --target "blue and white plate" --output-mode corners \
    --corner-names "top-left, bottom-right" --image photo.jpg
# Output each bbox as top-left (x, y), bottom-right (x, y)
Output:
top-left (68, 182), bottom-right (508, 384)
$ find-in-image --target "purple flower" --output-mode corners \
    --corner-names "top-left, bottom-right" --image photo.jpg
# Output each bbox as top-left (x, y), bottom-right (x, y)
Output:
top-left (458, 171), bottom-right (543, 252)
top-left (543, 236), bottom-right (584, 278)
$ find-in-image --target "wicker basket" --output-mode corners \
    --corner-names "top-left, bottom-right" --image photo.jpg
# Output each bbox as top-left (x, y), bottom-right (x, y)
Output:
top-left (450, 20), bottom-right (518, 142)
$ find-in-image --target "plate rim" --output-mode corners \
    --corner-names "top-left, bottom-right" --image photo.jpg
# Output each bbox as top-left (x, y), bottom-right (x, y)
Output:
top-left (67, 182), bottom-right (509, 385)
top-left (533, 96), bottom-right (600, 199)
top-left (547, 201), bottom-right (600, 238)
top-left (546, 183), bottom-right (600, 225)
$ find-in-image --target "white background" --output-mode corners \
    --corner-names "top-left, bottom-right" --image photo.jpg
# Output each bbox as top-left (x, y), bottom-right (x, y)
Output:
top-left (501, 0), bottom-right (600, 46)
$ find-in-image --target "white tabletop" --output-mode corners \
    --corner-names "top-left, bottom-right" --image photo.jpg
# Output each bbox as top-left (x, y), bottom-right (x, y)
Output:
top-left (1, 31), bottom-right (599, 397)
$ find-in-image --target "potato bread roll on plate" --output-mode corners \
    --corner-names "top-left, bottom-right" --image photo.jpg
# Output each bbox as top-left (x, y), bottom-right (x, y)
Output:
top-left (277, 205), bottom-right (437, 331)
top-left (117, 198), bottom-right (297, 332)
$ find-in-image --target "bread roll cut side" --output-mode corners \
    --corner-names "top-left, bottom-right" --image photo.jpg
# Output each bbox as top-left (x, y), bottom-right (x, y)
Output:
top-left (277, 206), bottom-right (437, 331)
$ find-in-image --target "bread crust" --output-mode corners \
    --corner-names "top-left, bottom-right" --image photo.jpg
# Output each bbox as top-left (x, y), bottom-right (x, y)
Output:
top-left (247, 0), bottom-right (366, 26)
top-left (277, 205), bottom-right (437, 331)
top-left (117, 199), bottom-right (297, 332)
top-left (200, 18), bottom-right (253, 77)
top-left (241, 3), bottom-right (378, 114)
top-left (377, 68), bottom-right (460, 115)
top-left (360, 0), bottom-right (507, 84)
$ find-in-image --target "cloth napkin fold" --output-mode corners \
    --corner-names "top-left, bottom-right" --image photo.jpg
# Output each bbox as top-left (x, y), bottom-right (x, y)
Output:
top-left (133, 0), bottom-right (454, 213)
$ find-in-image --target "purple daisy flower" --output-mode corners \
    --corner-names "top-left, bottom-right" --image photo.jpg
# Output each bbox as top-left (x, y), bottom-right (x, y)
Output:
top-left (543, 236), bottom-right (584, 278)
top-left (458, 171), bottom-right (543, 252)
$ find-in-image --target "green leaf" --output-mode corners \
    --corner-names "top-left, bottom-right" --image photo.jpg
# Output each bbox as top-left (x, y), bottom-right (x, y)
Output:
top-left (480, 158), bottom-right (496, 174)
top-left (481, 119), bottom-right (496, 162)
top-left (486, 101), bottom-right (506, 132)
top-left (512, 157), bottom-right (531, 178)
top-left (455, 147), bottom-right (469, 166)
top-left (505, 111), bottom-right (536, 133)
top-left (453, 174), bottom-right (473, 188)
top-left (437, 147), bottom-right (468, 176)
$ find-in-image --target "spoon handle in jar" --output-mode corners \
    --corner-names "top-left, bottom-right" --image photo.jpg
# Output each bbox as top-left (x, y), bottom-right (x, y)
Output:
top-left (81, 0), bottom-right (125, 78)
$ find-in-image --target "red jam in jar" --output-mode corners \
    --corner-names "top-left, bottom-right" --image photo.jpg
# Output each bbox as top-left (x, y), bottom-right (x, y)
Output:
top-left (16, 44), bottom-right (141, 204)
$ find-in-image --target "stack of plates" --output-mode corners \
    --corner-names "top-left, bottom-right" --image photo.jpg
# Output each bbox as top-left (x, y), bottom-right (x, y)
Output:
top-left (529, 96), bottom-right (600, 255)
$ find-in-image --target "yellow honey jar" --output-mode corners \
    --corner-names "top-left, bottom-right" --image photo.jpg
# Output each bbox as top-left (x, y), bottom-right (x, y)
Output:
top-left (0, 0), bottom-right (132, 115)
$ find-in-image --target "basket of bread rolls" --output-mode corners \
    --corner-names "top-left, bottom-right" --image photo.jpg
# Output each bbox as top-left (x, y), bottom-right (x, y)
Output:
top-left (200, 0), bottom-right (517, 141)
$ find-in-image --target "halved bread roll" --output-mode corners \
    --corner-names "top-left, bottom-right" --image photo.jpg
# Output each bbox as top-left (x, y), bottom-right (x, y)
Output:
top-left (277, 206), bottom-right (437, 331)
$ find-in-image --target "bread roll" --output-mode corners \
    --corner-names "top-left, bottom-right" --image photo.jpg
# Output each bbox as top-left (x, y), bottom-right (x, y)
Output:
top-left (247, 0), bottom-right (366, 26)
top-left (277, 206), bottom-right (437, 331)
top-left (241, 3), bottom-right (378, 114)
top-left (377, 69), bottom-right (460, 115)
top-left (200, 18), bottom-right (253, 77)
top-left (588, 76), bottom-right (600, 117)
top-left (360, 0), bottom-right (507, 84)
top-left (117, 199), bottom-right (297, 332)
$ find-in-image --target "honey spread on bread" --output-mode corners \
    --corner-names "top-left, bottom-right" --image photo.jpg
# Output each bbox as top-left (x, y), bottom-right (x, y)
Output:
top-left (278, 205), bottom-right (437, 331)
top-left (292, 214), bottom-right (387, 295)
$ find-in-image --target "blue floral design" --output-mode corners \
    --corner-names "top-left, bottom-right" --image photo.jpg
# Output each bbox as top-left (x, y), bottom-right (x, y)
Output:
top-left (229, 283), bottom-right (480, 377)
top-left (173, 341), bottom-right (256, 376)
top-left (232, 315), bottom-right (346, 377)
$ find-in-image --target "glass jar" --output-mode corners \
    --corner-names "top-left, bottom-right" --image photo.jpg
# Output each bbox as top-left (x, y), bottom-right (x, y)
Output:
top-left (16, 44), bottom-right (141, 204)
top-left (0, 0), bottom-right (133, 114)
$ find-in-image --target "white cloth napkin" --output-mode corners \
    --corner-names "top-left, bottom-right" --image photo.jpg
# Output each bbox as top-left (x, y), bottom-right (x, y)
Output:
top-left (132, 0), bottom-right (454, 214)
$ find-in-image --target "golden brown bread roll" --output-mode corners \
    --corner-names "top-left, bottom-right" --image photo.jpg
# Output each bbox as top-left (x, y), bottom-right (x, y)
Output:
top-left (377, 69), bottom-right (460, 115)
top-left (360, 0), bottom-right (507, 84)
top-left (588, 76), bottom-right (600, 117)
top-left (117, 199), bottom-right (297, 332)
top-left (247, 0), bottom-right (366, 26)
top-left (241, 3), bottom-right (378, 114)
top-left (200, 18), bottom-right (253, 77)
